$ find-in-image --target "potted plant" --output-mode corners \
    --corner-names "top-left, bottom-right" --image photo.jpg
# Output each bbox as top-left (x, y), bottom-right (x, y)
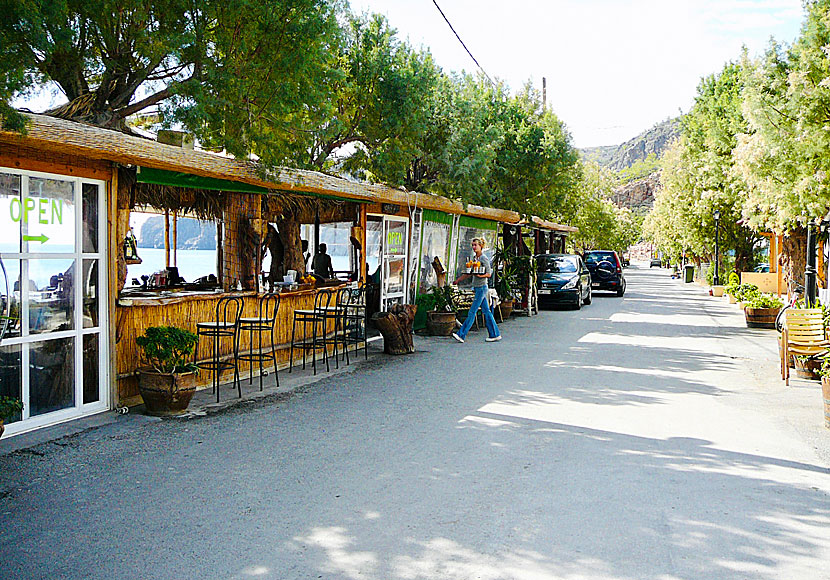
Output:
top-left (724, 272), bottom-right (741, 304)
top-left (734, 283), bottom-right (760, 310)
top-left (744, 294), bottom-right (783, 328)
top-left (0, 396), bottom-right (23, 439)
top-left (135, 326), bottom-right (199, 416)
top-left (425, 285), bottom-right (457, 336)
top-left (794, 355), bottom-right (822, 380)
top-left (494, 262), bottom-right (517, 319)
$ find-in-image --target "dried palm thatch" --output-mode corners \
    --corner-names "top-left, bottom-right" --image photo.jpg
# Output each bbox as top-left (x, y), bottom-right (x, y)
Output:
top-left (262, 191), bottom-right (355, 224)
top-left (119, 165), bottom-right (224, 220)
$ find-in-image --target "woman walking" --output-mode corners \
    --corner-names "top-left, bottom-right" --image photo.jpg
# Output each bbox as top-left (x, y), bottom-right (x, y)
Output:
top-left (452, 238), bottom-right (501, 343)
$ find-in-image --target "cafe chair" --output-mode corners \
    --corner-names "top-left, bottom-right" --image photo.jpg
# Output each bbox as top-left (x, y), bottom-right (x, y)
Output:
top-left (289, 289), bottom-right (334, 375)
top-left (343, 283), bottom-right (368, 363)
top-left (195, 295), bottom-right (243, 402)
top-left (238, 293), bottom-right (281, 391)
top-left (320, 287), bottom-right (352, 370)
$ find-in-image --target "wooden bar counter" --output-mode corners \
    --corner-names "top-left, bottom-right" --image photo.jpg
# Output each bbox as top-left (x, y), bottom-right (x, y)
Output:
top-left (115, 286), bottom-right (339, 406)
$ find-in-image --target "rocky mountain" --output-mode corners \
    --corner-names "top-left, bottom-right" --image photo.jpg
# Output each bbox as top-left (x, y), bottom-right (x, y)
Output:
top-left (581, 118), bottom-right (680, 172)
top-left (611, 172), bottom-right (661, 214)
top-left (137, 216), bottom-right (217, 250)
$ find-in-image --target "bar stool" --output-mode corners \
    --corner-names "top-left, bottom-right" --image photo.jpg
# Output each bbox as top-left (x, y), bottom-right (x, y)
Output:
top-left (289, 289), bottom-right (333, 375)
top-left (238, 293), bottom-right (281, 391)
top-left (343, 283), bottom-right (368, 364)
top-left (321, 287), bottom-right (352, 370)
top-left (195, 295), bottom-right (243, 402)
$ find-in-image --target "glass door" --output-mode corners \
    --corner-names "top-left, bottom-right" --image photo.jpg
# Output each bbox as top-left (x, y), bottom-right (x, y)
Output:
top-left (380, 216), bottom-right (409, 311)
top-left (0, 168), bottom-right (108, 436)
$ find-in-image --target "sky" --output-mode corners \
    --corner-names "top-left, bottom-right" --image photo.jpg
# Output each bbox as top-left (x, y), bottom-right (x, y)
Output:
top-left (349, 0), bottom-right (806, 147)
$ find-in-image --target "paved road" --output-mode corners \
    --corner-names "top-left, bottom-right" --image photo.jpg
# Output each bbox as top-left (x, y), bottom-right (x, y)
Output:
top-left (2, 265), bottom-right (829, 580)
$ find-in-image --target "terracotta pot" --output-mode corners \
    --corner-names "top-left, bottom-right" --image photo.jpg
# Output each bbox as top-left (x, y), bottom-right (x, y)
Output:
top-left (498, 299), bottom-right (514, 319)
top-left (822, 377), bottom-right (830, 429)
top-left (426, 310), bottom-right (456, 336)
top-left (745, 307), bottom-right (778, 329)
top-left (137, 368), bottom-right (198, 416)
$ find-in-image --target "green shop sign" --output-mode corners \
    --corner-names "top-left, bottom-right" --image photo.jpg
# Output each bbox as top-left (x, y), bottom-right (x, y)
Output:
top-left (9, 196), bottom-right (64, 225)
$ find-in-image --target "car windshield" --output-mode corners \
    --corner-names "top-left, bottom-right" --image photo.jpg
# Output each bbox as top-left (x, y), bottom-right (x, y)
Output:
top-left (584, 252), bottom-right (615, 265)
top-left (537, 256), bottom-right (578, 273)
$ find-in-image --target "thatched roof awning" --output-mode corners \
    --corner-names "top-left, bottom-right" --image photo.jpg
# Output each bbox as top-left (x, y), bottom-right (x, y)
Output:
top-left (1, 113), bottom-right (520, 224)
top-left (505, 216), bottom-right (577, 234)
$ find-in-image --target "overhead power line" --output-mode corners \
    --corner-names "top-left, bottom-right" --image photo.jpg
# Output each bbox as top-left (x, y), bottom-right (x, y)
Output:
top-left (430, 0), bottom-right (495, 87)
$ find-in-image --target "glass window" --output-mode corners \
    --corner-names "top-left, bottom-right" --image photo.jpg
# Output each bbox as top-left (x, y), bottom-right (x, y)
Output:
top-left (538, 255), bottom-right (579, 273)
top-left (29, 336), bottom-right (75, 416)
top-left (366, 218), bottom-right (383, 282)
top-left (27, 177), bottom-right (75, 254)
top-left (0, 343), bottom-right (22, 423)
top-left (28, 259), bottom-right (75, 334)
top-left (0, 173), bottom-right (22, 253)
top-left (82, 259), bottom-right (98, 328)
top-left (318, 222), bottom-right (352, 277)
top-left (82, 183), bottom-right (99, 253)
top-left (83, 334), bottom-right (100, 404)
top-left (419, 220), bottom-right (451, 294)
top-left (2, 257), bottom-right (21, 340)
top-left (385, 220), bottom-right (407, 256)
top-left (125, 211), bottom-right (217, 287)
top-left (385, 257), bottom-right (405, 295)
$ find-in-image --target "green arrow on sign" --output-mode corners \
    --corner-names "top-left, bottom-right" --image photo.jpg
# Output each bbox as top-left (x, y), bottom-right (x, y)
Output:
top-left (23, 234), bottom-right (49, 244)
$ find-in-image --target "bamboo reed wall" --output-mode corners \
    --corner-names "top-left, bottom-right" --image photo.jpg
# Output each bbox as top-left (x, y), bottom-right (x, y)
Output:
top-left (116, 288), bottom-right (345, 405)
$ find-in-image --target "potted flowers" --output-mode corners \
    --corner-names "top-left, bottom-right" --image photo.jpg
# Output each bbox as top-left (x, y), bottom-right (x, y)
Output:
top-left (425, 285), bottom-right (458, 336)
top-left (135, 326), bottom-right (199, 416)
top-left (0, 396), bottom-right (23, 439)
top-left (744, 294), bottom-right (783, 328)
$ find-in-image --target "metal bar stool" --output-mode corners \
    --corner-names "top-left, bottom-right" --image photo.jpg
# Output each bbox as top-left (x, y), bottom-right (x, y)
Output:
top-left (238, 293), bottom-right (281, 391)
top-left (195, 295), bottom-right (243, 402)
top-left (321, 287), bottom-right (352, 370)
top-left (289, 289), bottom-right (333, 375)
top-left (343, 283), bottom-right (368, 364)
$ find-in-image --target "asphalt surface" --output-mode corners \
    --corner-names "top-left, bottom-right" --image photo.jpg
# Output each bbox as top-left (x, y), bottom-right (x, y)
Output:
top-left (1, 264), bottom-right (829, 580)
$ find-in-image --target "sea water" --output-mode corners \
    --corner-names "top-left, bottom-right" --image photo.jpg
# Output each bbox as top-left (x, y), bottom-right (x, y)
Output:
top-left (125, 248), bottom-right (352, 286)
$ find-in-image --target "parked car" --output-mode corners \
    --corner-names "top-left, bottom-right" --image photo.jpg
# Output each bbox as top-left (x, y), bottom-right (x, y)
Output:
top-left (650, 258), bottom-right (662, 268)
top-left (753, 263), bottom-right (770, 273)
top-left (536, 254), bottom-right (592, 309)
top-left (584, 250), bottom-right (626, 296)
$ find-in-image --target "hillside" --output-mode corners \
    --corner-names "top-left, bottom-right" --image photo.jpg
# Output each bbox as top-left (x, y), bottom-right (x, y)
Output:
top-left (137, 216), bottom-right (217, 250)
top-left (580, 118), bottom-right (680, 171)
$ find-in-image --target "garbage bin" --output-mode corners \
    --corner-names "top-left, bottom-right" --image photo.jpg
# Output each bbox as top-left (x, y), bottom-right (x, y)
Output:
top-left (684, 264), bottom-right (695, 283)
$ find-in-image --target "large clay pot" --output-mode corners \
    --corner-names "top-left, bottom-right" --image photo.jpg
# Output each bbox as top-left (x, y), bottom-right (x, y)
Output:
top-left (745, 307), bottom-right (778, 329)
top-left (137, 368), bottom-right (198, 416)
top-left (498, 299), bottom-right (514, 320)
top-left (426, 310), bottom-right (456, 336)
top-left (712, 285), bottom-right (725, 297)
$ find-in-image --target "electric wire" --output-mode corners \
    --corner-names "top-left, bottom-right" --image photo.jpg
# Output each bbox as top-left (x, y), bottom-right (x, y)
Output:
top-left (430, 0), bottom-right (495, 87)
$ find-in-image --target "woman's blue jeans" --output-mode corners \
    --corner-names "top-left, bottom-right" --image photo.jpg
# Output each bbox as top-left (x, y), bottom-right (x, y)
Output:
top-left (458, 285), bottom-right (500, 339)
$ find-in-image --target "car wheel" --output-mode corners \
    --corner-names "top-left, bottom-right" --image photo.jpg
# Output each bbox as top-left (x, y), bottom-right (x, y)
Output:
top-left (584, 285), bottom-right (592, 305)
top-left (574, 287), bottom-right (583, 310)
top-left (617, 279), bottom-right (626, 297)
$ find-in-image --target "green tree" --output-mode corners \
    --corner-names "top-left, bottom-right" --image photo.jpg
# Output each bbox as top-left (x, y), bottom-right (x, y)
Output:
top-left (310, 12), bottom-right (439, 172)
top-left (0, 0), bottom-right (342, 164)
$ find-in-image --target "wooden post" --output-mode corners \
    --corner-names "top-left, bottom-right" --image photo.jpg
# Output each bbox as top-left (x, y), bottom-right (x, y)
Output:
top-left (109, 169), bottom-right (119, 408)
top-left (165, 210), bottom-right (171, 268)
top-left (171, 210), bottom-right (178, 267)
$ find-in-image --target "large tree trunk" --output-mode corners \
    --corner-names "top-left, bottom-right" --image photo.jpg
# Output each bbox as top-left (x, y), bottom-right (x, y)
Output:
top-left (782, 226), bottom-right (808, 294)
top-left (371, 304), bottom-right (417, 355)
top-left (276, 216), bottom-right (305, 274)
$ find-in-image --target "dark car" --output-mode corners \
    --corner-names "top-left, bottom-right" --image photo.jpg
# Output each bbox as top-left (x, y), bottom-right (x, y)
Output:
top-left (583, 250), bottom-right (626, 296)
top-left (536, 254), bottom-right (592, 309)
top-left (650, 258), bottom-right (662, 268)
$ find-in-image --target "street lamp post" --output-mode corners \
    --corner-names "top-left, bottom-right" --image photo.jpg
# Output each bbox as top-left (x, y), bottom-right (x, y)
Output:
top-left (713, 210), bottom-right (721, 286)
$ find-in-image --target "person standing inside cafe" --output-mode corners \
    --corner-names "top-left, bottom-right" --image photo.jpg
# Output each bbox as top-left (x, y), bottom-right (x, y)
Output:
top-left (452, 238), bottom-right (501, 343)
top-left (311, 242), bottom-right (335, 278)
